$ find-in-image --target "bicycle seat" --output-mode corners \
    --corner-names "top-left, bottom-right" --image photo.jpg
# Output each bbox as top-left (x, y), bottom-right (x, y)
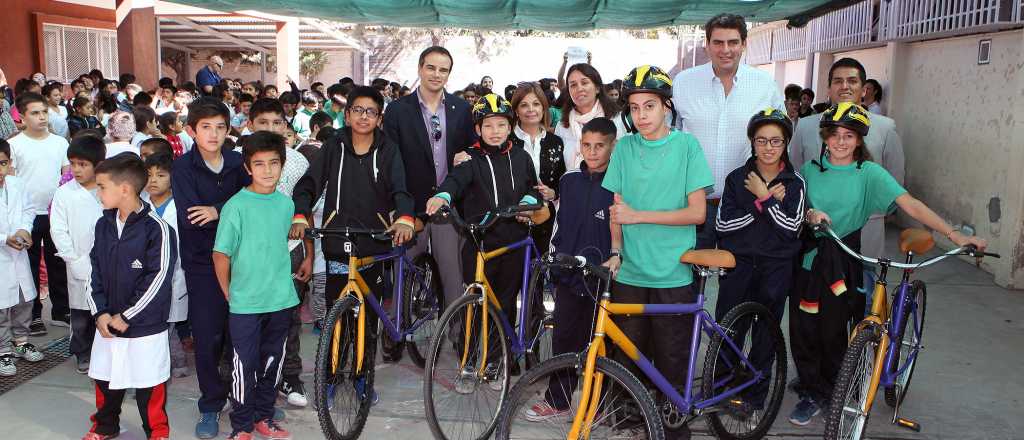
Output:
top-left (680, 249), bottom-right (736, 269)
top-left (899, 228), bottom-right (934, 254)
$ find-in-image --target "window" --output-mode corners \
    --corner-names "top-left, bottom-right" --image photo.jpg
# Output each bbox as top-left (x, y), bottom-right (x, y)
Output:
top-left (42, 23), bottom-right (119, 83)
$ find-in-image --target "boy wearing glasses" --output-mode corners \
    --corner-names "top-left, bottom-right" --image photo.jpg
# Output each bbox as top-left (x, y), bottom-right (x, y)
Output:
top-left (714, 108), bottom-right (804, 409)
top-left (291, 86), bottom-right (414, 398)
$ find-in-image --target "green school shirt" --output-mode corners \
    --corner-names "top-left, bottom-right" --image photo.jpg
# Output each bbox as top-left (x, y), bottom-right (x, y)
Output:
top-left (801, 158), bottom-right (907, 269)
top-left (213, 188), bottom-right (299, 314)
top-left (602, 130), bottom-right (714, 288)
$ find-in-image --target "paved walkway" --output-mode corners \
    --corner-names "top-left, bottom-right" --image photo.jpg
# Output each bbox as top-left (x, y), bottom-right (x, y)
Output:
top-left (2, 230), bottom-right (1022, 439)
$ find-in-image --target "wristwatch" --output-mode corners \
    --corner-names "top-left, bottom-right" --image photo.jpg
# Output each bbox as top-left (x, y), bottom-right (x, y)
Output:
top-left (609, 250), bottom-right (622, 259)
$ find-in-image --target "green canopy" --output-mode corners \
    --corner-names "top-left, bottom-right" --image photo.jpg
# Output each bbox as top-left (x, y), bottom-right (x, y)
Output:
top-left (170, 0), bottom-right (846, 30)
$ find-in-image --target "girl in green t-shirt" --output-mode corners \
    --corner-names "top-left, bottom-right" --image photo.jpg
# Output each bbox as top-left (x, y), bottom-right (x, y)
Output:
top-left (788, 103), bottom-right (989, 425)
top-left (602, 66), bottom-right (713, 440)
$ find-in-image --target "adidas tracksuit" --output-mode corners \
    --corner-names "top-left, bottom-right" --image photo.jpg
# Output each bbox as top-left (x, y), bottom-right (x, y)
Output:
top-left (543, 162), bottom-right (613, 409)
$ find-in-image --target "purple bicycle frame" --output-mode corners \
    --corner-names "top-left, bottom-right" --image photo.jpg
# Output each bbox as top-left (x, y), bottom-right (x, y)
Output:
top-left (472, 235), bottom-right (541, 356)
top-left (880, 280), bottom-right (920, 386)
top-left (616, 292), bottom-right (768, 413)
top-left (352, 245), bottom-right (435, 343)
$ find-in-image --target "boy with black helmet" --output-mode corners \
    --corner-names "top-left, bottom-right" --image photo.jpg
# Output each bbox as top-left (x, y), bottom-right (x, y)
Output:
top-left (715, 107), bottom-right (805, 415)
top-left (425, 93), bottom-right (548, 380)
top-left (603, 65), bottom-right (713, 440)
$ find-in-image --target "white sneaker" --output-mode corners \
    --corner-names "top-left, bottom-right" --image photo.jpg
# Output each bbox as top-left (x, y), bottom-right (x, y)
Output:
top-left (0, 355), bottom-right (16, 376)
top-left (13, 343), bottom-right (44, 362)
top-left (278, 378), bottom-right (308, 407)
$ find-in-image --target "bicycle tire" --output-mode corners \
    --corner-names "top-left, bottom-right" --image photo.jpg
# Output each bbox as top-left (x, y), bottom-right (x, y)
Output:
top-left (701, 301), bottom-right (787, 440)
top-left (405, 253), bottom-right (445, 368)
top-left (423, 293), bottom-right (511, 440)
top-left (884, 280), bottom-right (926, 407)
top-left (314, 296), bottom-right (377, 440)
top-left (524, 261), bottom-right (553, 371)
top-left (495, 353), bottom-right (665, 440)
top-left (824, 323), bottom-right (882, 440)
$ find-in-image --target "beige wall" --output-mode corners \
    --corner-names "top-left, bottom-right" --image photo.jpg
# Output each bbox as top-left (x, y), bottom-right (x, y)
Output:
top-left (890, 29), bottom-right (1024, 287)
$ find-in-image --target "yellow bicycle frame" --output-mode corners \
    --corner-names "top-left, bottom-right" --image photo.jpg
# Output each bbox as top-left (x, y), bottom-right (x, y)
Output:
top-left (567, 299), bottom-right (650, 440)
top-left (329, 253), bottom-right (378, 376)
top-left (847, 280), bottom-right (892, 419)
top-left (459, 246), bottom-right (512, 378)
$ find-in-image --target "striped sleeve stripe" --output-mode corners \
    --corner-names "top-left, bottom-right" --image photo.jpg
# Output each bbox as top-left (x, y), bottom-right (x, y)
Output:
top-left (767, 188), bottom-right (805, 231)
top-left (122, 213), bottom-right (171, 321)
top-left (716, 214), bottom-right (754, 232)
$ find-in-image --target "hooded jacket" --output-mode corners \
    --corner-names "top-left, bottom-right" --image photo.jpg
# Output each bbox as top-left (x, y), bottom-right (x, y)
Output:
top-left (716, 157), bottom-right (806, 259)
top-left (292, 127), bottom-right (413, 259)
top-left (88, 203), bottom-right (177, 338)
top-left (436, 140), bottom-right (542, 248)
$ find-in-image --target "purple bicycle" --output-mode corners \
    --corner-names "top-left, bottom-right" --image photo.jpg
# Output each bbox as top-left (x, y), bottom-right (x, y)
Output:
top-left (818, 223), bottom-right (998, 440)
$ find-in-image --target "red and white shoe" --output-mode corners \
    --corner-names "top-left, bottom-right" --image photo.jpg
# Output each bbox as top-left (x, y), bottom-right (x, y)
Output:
top-left (524, 400), bottom-right (571, 422)
top-left (81, 432), bottom-right (118, 440)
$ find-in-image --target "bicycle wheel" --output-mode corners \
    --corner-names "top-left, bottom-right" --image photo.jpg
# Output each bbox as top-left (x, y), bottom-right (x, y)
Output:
top-left (495, 353), bottom-right (664, 440)
top-left (524, 262), bottom-right (553, 370)
top-left (424, 293), bottom-right (511, 440)
top-left (701, 302), bottom-right (787, 440)
top-left (405, 253), bottom-right (444, 368)
top-left (824, 323), bottom-right (882, 440)
top-left (884, 280), bottom-right (926, 407)
top-left (314, 296), bottom-right (378, 440)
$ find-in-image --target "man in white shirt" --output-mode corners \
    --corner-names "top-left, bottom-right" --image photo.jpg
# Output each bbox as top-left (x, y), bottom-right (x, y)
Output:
top-left (8, 92), bottom-right (71, 335)
top-left (672, 13), bottom-right (786, 249)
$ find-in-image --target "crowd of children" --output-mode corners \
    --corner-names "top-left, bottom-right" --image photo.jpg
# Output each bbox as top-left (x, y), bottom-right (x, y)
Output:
top-left (0, 34), bottom-right (993, 440)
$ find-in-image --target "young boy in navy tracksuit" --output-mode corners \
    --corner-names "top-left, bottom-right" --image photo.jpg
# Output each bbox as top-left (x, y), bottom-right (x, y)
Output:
top-left (85, 152), bottom-right (176, 440)
top-left (525, 117), bottom-right (616, 421)
top-left (715, 108), bottom-right (804, 409)
top-left (171, 97), bottom-right (251, 438)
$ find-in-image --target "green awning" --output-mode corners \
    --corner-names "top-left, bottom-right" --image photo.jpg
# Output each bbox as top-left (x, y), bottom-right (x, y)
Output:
top-left (169, 0), bottom-right (848, 30)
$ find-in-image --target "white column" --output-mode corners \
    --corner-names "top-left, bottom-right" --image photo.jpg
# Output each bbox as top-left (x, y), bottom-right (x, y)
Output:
top-left (276, 19), bottom-right (300, 91)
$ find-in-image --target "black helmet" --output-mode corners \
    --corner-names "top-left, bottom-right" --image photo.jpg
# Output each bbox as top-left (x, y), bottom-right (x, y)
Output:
top-left (819, 102), bottom-right (870, 137)
top-left (472, 93), bottom-right (513, 123)
top-left (621, 65), bottom-right (673, 98)
top-left (747, 107), bottom-right (793, 141)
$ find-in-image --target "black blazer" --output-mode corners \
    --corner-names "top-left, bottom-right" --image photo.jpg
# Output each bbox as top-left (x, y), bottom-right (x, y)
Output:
top-left (383, 90), bottom-right (476, 217)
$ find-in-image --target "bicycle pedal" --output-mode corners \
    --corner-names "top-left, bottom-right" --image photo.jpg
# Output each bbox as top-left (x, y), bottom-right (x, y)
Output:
top-left (895, 418), bottom-right (921, 432)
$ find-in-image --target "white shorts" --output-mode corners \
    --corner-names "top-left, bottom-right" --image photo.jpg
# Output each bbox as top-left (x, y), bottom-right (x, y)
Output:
top-left (88, 329), bottom-right (170, 390)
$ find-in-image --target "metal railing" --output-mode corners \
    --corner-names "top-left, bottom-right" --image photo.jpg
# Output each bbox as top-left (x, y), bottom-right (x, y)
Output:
top-left (880, 0), bottom-right (1005, 40)
top-left (745, 29), bottom-right (773, 65)
top-left (807, 0), bottom-right (876, 52)
top-left (771, 26), bottom-right (808, 61)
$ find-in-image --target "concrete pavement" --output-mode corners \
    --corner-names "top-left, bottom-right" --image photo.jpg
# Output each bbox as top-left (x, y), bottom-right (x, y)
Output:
top-left (1, 230), bottom-right (1022, 439)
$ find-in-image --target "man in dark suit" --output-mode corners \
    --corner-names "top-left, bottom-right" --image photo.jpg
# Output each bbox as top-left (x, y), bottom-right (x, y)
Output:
top-left (383, 46), bottom-right (475, 318)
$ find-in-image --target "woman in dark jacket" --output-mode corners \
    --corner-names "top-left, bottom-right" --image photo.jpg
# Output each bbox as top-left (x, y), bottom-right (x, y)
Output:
top-left (510, 83), bottom-right (567, 253)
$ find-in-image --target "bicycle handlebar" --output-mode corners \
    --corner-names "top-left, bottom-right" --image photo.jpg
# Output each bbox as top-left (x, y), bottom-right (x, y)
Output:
top-left (305, 226), bottom-right (392, 242)
top-left (547, 252), bottom-right (612, 281)
top-left (811, 223), bottom-right (999, 269)
top-left (431, 203), bottom-right (545, 231)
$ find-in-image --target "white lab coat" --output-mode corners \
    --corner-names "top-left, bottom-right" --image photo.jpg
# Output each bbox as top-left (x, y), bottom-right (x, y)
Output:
top-left (145, 196), bottom-right (188, 323)
top-left (0, 176), bottom-right (38, 309)
top-left (50, 179), bottom-right (104, 310)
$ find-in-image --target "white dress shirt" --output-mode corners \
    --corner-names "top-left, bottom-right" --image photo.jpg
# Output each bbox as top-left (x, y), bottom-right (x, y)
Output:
top-left (672, 63), bottom-right (785, 198)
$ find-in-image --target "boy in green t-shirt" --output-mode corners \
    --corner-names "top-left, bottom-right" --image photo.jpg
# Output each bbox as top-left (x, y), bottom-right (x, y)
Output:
top-left (602, 66), bottom-right (713, 440)
top-left (212, 131), bottom-right (299, 440)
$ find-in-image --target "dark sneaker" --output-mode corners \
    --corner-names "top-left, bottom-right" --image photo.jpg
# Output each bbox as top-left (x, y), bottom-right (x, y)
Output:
top-left (353, 376), bottom-right (379, 406)
top-left (0, 354), bottom-right (16, 376)
top-left (788, 396), bottom-right (821, 426)
top-left (278, 377), bottom-right (308, 407)
top-left (195, 411), bottom-right (220, 439)
top-left (29, 318), bottom-right (47, 336)
top-left (76, 357), bottom-right (90, 375)
top-left (13, 343), bottom-right (44, 362)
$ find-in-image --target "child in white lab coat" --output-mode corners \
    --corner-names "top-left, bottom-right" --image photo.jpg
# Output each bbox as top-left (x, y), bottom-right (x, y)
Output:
top-left (50, 135), bottom-right (106, 373)
top-left (0, 139), bottom-right (45, 376)
top-left (144, 152), bottom-right (189, 378)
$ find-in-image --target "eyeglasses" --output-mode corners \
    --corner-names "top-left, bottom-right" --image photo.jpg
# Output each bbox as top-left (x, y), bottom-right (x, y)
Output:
top-left (348, 106), bottom-right (380, 118)
top-left (430, 114), bottom-right (442, 141)
top-left (753, 137), bottom-right (786, 148)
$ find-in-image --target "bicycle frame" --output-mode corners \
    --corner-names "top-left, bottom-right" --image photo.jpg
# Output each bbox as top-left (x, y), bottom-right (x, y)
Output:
top-left (567, 277), bottom-right (767, 439)
top-left (459, 235), bottom-right (541, 375)
top-left (332, 244), bottom-right (432, 375)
